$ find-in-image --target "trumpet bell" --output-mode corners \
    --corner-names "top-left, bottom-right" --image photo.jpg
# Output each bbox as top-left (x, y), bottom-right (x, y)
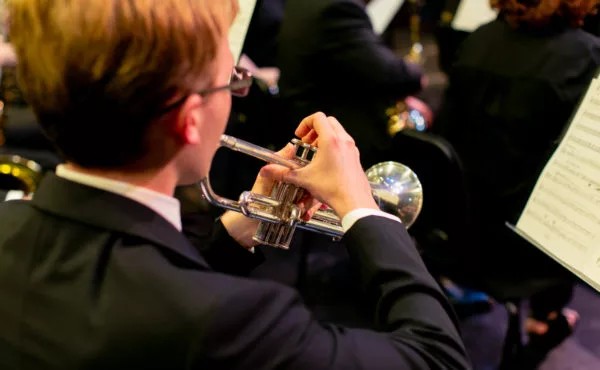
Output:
top-left (365, 161), bottom-right (423, 228)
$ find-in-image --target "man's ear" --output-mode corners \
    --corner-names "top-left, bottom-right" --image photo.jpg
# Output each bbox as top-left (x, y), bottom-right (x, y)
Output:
top-left (174, 94), bottom-right (203, 144)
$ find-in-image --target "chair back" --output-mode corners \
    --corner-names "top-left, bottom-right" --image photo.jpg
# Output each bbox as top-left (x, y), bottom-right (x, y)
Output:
top-left (389, 130), bottom-right (476, 268)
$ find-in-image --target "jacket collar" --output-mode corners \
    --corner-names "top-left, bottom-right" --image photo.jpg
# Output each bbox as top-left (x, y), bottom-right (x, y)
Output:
top-left (32, 173), bottom-right (210, 269)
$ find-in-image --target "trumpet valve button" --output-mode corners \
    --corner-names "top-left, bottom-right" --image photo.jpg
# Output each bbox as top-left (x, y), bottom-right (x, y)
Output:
top-left (291, 138), bottom-right (317, 162)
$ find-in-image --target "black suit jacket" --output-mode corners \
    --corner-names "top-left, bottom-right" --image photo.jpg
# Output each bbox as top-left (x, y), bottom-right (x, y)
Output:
top-left (0, 174), bottom-right (469, 369)
top-left (277, 0), bottom-right (423, 168)
top-left (242, 0), bottom-right (286, 67)
top-left (434, 18), bottom-right (600, 271)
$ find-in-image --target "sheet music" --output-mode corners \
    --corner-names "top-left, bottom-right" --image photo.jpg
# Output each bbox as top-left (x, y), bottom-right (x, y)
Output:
top-left (451, 0), bottom-right (498, 32)
top-left (228, 0), bottom-right (258, 63)
top-left (365, 0), bottom-right (406, 36)
top-left (515, 77), bottom-right (600, 292)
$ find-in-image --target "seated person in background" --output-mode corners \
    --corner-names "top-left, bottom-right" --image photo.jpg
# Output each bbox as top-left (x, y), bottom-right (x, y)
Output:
top-left (238, 53), bottom-right (280, 92)
top-left (431, 0), bottom-right (470, 76)
top-left (277, 0), bottom-right (429, 169)
top-left (211, 0), bottom-right (286, 200)
top-left (237, 0), bottom-right (286, 93)
top-left (434, 0), bottom-right (600, 77)
top-left (0, 0), bottom-right (470, 369)
top-left (434, 0), bottom-right (600, 365)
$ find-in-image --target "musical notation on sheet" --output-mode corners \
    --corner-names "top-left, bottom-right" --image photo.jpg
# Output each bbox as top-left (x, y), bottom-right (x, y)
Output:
top-left (515, 77), bottom-right (600, 292)
top-left (228, 0), bottom-right (257, 64)
top-left (451, 0), bottom-right (498, 32)
top-left (365, 0), bottom-right (406, 36)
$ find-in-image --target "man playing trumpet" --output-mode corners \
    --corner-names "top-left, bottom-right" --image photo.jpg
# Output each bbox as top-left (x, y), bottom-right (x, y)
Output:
top-left (0, 0), bottom-right (469, 369)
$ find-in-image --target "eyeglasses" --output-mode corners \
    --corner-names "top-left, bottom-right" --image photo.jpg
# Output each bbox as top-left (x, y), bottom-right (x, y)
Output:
top-left (157, 66), bottom-right (253, 116)
top-left (199, 66), bottom-right (253, 98)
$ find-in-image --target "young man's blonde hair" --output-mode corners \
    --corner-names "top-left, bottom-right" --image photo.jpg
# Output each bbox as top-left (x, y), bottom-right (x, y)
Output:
top-left (6, 0), bottom-right (238, 168)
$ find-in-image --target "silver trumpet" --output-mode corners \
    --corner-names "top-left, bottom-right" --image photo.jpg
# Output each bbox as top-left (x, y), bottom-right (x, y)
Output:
top-left (199, 135), bottom-right (423, 249)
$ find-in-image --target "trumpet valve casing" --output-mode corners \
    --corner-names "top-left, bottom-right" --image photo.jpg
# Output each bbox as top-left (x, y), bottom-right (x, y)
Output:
top-left (252, 139), bottom-right (317, 249)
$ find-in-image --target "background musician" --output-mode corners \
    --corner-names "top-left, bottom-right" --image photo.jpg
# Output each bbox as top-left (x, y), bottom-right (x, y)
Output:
top-left (432, 0), bottom-right (600, 78)
top-left (433, 0), bottom-right (600, 366)
top-left (277, 0), bottom-right (430, 169)
top-left (210, 0), bottom-right (286, 200)
top-left (0, 0), bottom-right (470, 368)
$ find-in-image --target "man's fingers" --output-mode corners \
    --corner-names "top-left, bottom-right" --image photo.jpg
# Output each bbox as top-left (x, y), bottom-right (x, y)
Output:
top-left (295, 112), bottom-right (335, 140)
top-left (259, 164), bottom-right (291, 183)
top-left (259, 164), bottom-right (308, 190)
top-left (295, 112), bottom-right (325, 137)
top-left (301, 198), bottom-right (323, 221)
top-left (275, 142), bottom-right (297, 159)
top-left (301, 129), bottom-right (318, 145)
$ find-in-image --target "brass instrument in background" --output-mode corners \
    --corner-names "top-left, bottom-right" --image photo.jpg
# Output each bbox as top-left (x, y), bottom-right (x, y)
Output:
top-left (386, 99), bottom-right (427, 135)
top-left (405, 0), bottom-right (424, 65)
top-left (387, 0), bottom-right (428, 136)
top-left (200, 135), bottom-right (423, 249)
top-left (0, 154), bottom-right (42, 196)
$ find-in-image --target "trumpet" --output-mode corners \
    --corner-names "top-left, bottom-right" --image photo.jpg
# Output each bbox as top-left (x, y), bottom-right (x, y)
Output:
top-left (200, 135), bottom-right (423, 249)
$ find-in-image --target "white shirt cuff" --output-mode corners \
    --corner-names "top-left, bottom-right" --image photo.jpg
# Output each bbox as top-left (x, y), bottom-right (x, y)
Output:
top-left (5, 190), bottom-right (26, 201)
top-left (341, 208), bottom-right (402, 232)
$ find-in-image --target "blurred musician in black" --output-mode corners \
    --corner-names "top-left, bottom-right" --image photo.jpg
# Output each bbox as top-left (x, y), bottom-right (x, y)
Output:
top-left (430, 0), bottom-right (469, 75)
top-left (433, 0), bottom-right (600, 77)
top-left (277, 0), bottom-right (430, 169)
top-left (0, 0), bottom-right (470, 369)
top-left (231, 0), bottom-right (286, 137)
top-left (434, 0), bottom-right (600, 365)
top-left (211, 0), bottom-right (286, 200)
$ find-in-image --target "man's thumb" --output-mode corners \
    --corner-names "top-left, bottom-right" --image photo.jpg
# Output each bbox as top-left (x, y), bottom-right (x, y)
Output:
top-left (259, 164), bottom-right (308, 189)
top-left (259, 164), bottom-right (291, 183)
top-left (281, 167), bottom-right (308, 189)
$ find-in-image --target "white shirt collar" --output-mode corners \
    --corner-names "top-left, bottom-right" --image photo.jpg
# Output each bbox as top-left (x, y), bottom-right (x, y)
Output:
top-left (55, 164), bottom-right (182, 231)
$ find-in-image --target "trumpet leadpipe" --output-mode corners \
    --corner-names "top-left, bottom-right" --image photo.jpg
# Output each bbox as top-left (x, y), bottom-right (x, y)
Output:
top-left (219, 135), bottom-right (303, 169)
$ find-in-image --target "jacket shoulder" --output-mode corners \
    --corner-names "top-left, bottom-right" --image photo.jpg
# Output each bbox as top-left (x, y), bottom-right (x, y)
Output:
top-left (0, 200), bottom-right (37, 229)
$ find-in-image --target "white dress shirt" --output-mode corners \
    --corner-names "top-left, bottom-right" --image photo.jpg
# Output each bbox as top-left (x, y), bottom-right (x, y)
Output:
top-left (55, 165), bottom-right (183, 231)
top-left (4, 190), bottom-right (27, 201)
